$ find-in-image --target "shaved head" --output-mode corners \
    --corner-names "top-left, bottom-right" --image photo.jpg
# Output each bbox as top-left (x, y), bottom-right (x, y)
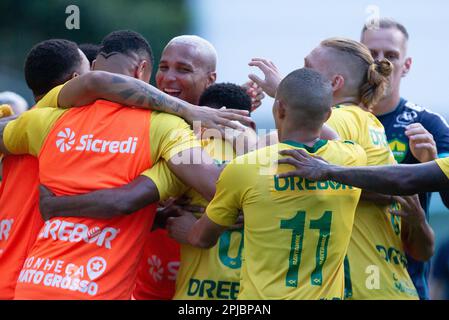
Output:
top-left (307, 45), bottom-right (365, 98)
top-left (276, 68), bottom-right (333, 129)
top-left (166, 35), bottom-right (217, 72)
top-left (156, 35), bottom-right (218, 104)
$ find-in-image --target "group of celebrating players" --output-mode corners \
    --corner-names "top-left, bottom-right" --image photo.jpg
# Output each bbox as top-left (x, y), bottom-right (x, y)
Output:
top-left (1, 16), bottom-right (449, 300)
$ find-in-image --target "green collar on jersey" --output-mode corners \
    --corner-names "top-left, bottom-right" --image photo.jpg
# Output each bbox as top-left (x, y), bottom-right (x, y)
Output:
top-left (282, 139), bottom-right (328, 153)
top-left (334, 101), bottom-right (359, 108)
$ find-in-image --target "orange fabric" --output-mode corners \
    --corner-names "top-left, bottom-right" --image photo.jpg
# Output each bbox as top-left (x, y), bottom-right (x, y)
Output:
top-left (133, 229), bottom-right (180, 300)
top-left (14, 100), bottom-right (156, 300)
top-left (0, 155), bottom-right (43, 299)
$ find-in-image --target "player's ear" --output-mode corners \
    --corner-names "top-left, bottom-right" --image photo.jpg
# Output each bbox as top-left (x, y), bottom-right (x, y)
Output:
top-left (136, 60), bottom-right (151, 82)
top-left (207, 71), bottom-right (217, 86)
top-left (402, 57), bottom-right (412, 78)
top-left (70, 72), bottom-right (79, 80)
top-left (331, 74), bottom-right (345, 93)
top-left (277, 99), bottom-right (287, 119)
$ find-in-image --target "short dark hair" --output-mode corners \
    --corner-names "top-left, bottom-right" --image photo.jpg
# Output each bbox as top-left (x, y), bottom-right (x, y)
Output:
top-left (277, 68), bottom-right (333, 127)
top-left (199, 83), bottom-right (252, 113)
top-left (99, 30), bottom-right (154, 67)
top-left (362, 18), bottom-right (409, 41)
top-left (24, 39), bottom-right (82, 97)
top-left (79, 43), bottom-right (100, 64)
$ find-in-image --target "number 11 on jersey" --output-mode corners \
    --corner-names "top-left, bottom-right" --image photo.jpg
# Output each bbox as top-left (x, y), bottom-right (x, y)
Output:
top-left (280, 211), bottom-right (333, 287)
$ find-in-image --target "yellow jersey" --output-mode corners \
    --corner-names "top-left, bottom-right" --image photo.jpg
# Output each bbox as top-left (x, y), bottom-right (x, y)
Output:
top-left (206, 140), bottom-right (367, 300)
top-left (327, 104), bottom-right (418, 300)
top-left (143, 137), bottom-right (243, 300)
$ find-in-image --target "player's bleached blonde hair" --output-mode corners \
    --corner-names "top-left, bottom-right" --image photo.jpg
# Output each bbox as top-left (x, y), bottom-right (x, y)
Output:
top-left (321, 37), bottom-right (393, 111)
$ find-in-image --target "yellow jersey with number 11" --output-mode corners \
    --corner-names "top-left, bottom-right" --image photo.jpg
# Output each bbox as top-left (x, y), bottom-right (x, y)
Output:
top-left (206, 140), bottom-right (367, 300)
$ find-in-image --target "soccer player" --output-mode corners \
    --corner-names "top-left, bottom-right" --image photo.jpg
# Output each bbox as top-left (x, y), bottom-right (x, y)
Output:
top-left (39, 82), bottom-right (253, 300)
top-left (249, 38), bottom-right (426, 299)
top-left (199, 82), bottom-right (252, 112)
top-left (132, 35), bottom-right (221, 300)
top-left (0, 35), bottom-right (251, 299)
top-left (133, 35), bottom-right (262, 300)
top-left (28, 35), bottom-right (253, 300)
top-left (0, 39), bottom-right (90, 300)
top-left (162, 83), bottom-right (253, 300)
top-left (186, 68), bottom-right (367, 300)
top-left (0, 31), bottom-right (221, 300)
top-left (360, 18), bottom-right (449, 299)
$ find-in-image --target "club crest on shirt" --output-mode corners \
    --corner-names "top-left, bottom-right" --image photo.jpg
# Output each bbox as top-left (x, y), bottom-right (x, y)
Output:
top-left (394, 110), bottom-right (418, 127)
top-left (389, 139), bottom-right (408, 163)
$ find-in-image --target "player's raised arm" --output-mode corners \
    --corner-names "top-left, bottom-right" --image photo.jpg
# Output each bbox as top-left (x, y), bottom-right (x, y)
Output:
top-left (278, 148), bottom-right (449, 195)
top-left (58, 71), bottom-right (252, 133)
top-left (248, 58), bottom-right (283, 98)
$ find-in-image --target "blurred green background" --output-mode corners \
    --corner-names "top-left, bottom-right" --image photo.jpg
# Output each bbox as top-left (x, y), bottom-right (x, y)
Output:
top-left (0, 0), bottom-right (190, 102)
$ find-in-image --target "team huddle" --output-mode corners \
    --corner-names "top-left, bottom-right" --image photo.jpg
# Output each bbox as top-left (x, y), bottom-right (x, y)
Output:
top-left (1, 17), bottom-right (449, 300)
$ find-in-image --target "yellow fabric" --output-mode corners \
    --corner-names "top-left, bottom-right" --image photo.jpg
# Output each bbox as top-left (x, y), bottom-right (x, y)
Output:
top-left (149, 111), bottom-right (201, 163)
top-left (35, 84), bottom-right (64, 109)
top-left (4, 107), bottom-right (68, 156)
top-left (3, 107), bottom-right (199, 164)
top-left (142, 138), bottom-right (242, 300)
top-left (436, 158), bottom-right (449, 179)
top-left (3, 84), bottom-right (65, 155)
top-left (207, 140), bottom-right (366, 300)
top-left (327, 104), bottom-right (418, 300)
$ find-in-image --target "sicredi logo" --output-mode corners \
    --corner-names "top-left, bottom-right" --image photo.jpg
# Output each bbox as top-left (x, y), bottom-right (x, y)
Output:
top-left (56, 128), bottom-right (138, 154)
top-left (56, 128), bottom-right (75, 152)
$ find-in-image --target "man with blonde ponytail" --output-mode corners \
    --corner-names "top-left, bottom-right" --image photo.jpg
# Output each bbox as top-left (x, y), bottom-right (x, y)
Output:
top-left (361, 18), bottom-right (449, 300)
top-left (249, 37), bottom-right (422, 300)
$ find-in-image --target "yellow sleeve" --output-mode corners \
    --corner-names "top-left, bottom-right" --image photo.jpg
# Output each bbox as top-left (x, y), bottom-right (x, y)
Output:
top-left (149, 112), bottom-right (201, 163)
top-left (206, 161), bottom-right (248, 227)
top-left (436, 158), bottom-right (449, 179)
top-left (3, 107), bottom-right (68, 156)
top-left (352, 143), bottom-right (368, 166)
top-left (140, 160), bottom-right (189, 201)
top-left (35, 84), bottom-right (64, 109)
top-left (327, 108), bottom-right (360, 142)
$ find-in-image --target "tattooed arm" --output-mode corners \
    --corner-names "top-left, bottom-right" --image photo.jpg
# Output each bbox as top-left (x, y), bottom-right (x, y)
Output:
top-left (58, 71), bottom-right (252, 131)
